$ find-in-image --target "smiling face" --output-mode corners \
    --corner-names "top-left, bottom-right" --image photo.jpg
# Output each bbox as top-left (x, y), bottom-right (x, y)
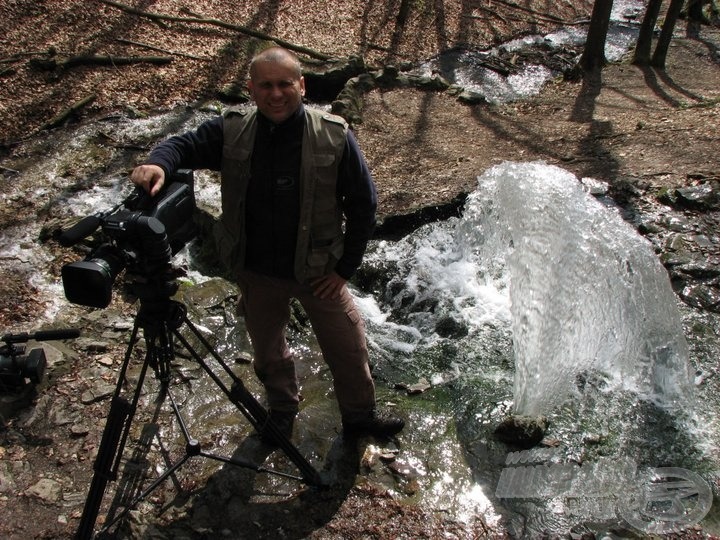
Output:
top-left (248, 48), bottom-right (306, 124)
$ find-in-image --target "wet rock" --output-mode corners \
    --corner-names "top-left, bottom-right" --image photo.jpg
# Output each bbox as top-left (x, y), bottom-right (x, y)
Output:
top-left (457, 89), bottom-right (488, 105)
top-left (399, 378), bottom-right (432, 395)
top-left (657, 181), bottom-right (720, 211)
top-left (435, 315), bottom-right (468, 338)
top-left (494, 415), bottom-right (548, 449)
top-left (374, 194), bottom-right (467, 241)
top-left (680, 284), bottom-right (720, 312)
top-left (674, 181), bottom-right (720, 210)
top-left (674, 261), bottom-right (720, 279)
top-left (360, 445), bottom-right (385, 473)
top-left (657, 213), bottom-right (694, 233)
top-left (387, 458), bottom-right (419, 478)
top-left (182, 277), bottom-right (238, 310)
top-left (360, 444), bottom-right (400, 474)
top-left (581, 177), bottom-right (609, 196)
top-left (331, 73), bottom-right (376, 125)
top-left (398, 73), bottom-right (450, 91)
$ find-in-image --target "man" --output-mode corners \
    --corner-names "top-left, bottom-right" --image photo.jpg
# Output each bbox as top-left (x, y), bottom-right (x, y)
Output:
top-left (131, 46), bottom-right (404, 444)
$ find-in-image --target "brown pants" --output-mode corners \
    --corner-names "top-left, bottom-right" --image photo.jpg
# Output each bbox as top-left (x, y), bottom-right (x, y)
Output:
top-left (237, 271), bottom-right (376, 422)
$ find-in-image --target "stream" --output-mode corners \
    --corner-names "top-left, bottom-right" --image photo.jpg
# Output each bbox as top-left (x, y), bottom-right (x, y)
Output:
top-left (2, 2), bottom-right (720, 536)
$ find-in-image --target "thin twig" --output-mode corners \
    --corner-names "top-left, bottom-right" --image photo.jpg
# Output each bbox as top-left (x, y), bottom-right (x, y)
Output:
top-left (116, 38), bottom-right (207, 60)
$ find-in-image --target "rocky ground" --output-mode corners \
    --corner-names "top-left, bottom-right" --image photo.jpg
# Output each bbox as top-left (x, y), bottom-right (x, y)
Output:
top-left (1, 1), bottom-right (720, 539)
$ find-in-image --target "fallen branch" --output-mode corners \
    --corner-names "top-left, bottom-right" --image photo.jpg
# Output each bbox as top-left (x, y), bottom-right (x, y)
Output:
top-left (116, 38), bottom-right (207, 60)
top-left (30, 55), bottom-right (172, 71)
top-left (62, 55), bottom-right (172, 68)
top-left (40, 94), bottom-right (96, 131)
top-left (99, 0), bottom-right (333, 61)
top-left (0, 165), bottom-right (20, 175)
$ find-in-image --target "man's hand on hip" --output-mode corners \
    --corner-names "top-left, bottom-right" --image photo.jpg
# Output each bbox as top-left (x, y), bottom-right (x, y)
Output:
top-left (311, 272), bottom-right (347, 300)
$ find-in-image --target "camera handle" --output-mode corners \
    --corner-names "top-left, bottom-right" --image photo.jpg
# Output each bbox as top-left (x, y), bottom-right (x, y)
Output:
top-left (76, 297), bottom-right (324, 540)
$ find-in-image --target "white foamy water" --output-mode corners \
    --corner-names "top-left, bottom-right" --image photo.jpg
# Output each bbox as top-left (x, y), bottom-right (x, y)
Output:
top-left (364, 161), bottom-right (694, 416)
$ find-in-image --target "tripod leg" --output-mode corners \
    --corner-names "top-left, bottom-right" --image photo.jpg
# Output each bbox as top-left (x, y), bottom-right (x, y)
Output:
top-left (75, 395), bottom-right (132, 540)
top-left (98, 453), bottom-right (192, 535)
top-left (228, 380), bottom-right (324, 487)
top-left (173, 320), bottom-right (326, 487)
top-left (76, 322), bottom-right (155, 540)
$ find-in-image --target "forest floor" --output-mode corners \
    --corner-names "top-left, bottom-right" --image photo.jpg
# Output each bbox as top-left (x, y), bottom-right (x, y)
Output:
top-left (0, 1), bottom-right (719, 538)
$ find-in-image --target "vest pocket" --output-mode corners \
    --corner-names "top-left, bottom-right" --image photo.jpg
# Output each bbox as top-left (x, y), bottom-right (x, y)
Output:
top-left (306, 235), bottom-right (343, 277)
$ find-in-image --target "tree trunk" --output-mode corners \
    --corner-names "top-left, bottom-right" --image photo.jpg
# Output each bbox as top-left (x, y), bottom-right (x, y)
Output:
top-left (579, 0), bottom-right (615, 72)
top-left (652, 0), bottom-right (686, 68)
top-left (686, 0), bottom-right (705, 37)
top-left (633, 0), bottom-right (664, 65)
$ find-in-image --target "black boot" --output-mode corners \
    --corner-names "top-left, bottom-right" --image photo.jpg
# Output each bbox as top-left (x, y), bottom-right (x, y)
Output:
top-left (342, 408), bottom-right (405, 439)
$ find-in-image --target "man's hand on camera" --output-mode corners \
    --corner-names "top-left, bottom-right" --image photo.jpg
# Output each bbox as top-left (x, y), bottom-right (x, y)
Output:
top-left (311, 272), bottom-right (346, 300)
top-left (131, 164), bottom-right (165, 196)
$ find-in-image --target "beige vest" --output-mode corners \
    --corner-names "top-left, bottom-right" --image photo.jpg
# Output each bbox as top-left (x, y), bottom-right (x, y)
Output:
top-left (214, 106), bottom-right (348, 282)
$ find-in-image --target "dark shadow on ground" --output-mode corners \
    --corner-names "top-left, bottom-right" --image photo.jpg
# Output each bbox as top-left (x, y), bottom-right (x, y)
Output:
top-left (120, 433), bottom-right (366, 539)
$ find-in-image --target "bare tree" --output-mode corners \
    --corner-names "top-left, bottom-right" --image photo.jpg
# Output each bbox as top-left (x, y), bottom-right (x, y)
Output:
top-left (579, 0), bottom-right (615, 72)
top-left (652, 0), bottom-right (686, 67)
top-left (633, 0), bottom-right (664, 64)
top-left (686, 0), bottom-right (705, 37)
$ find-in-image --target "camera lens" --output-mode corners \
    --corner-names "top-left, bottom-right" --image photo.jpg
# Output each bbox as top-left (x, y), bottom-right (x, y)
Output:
top-left (62, 248), bottom-right (125, 308)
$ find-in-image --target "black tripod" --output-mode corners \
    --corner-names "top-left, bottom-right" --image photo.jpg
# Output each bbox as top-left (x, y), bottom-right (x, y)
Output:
top-left (76, 279), bottom-right (324, 539)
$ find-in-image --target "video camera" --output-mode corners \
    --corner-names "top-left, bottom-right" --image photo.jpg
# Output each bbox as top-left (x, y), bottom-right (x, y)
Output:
top-left (60, 170), bottom-right (196, 309)
top-left (0, 328), bottom-right (80, 391)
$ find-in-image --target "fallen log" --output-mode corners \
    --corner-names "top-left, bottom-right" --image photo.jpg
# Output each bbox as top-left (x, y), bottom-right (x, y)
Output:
top-left (61, 55), bottom-right (172, 68)
top-left (40, 94), bottom-right (96, 131)
top-left (29, 55), bottom-right (172, 71)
